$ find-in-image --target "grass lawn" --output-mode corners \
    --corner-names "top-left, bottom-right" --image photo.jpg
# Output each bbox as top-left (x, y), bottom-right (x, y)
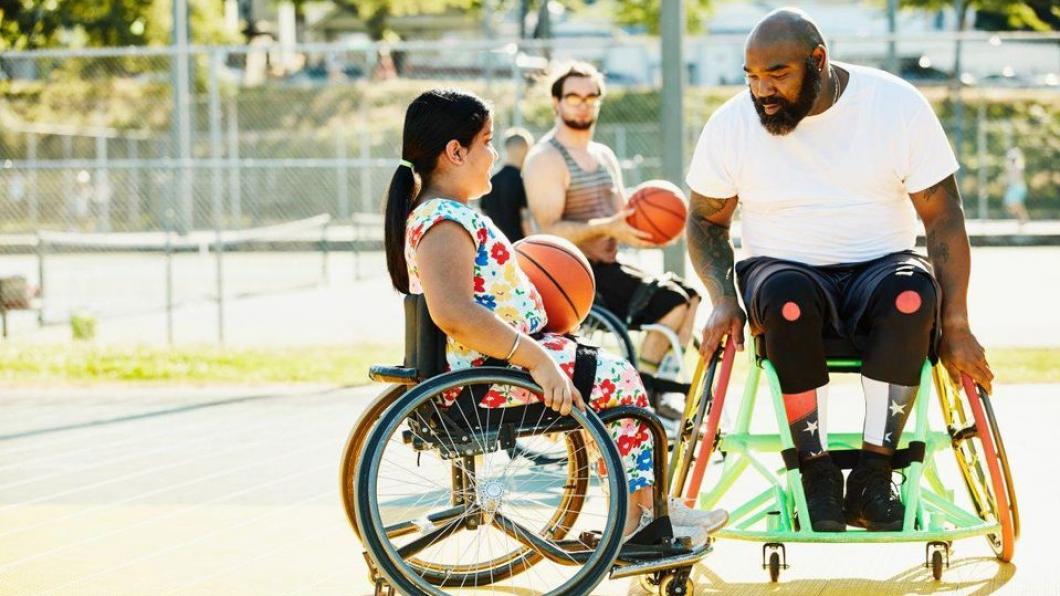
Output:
top-left (0, 343), bottom-right (403, 386)
top-left (0, 344), bottom-right (1053, 386)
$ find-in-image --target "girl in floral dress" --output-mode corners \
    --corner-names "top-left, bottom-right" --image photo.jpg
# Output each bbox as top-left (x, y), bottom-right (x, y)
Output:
top-left (382, 88), bottom-right (725, 540)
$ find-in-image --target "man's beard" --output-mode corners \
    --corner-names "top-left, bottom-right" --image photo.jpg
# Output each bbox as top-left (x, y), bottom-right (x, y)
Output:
top-left (751, 57), bottom-right (822, 136)
top-left (562, 116), bottom-right (595, 131)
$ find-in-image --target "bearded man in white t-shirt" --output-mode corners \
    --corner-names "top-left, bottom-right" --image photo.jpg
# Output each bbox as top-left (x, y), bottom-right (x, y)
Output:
top-left (686, 9), bottom-right (993, 533)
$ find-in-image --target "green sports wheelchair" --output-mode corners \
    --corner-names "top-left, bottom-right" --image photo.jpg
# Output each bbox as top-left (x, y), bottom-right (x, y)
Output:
top-left (671, 331), bottom-right (1019, 582)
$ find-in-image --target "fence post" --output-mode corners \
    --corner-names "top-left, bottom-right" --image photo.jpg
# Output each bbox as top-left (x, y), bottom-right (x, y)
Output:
top-left (172, 3), bottom-right (194, 234)
top-left (127, 136), bottom-right (141, 230)
top-left (209, 50), bottom-right (226, 345)
top-left (36, 232), bottom-right (45, 327)
top-left (165, 209), bottom-right (174, 345)
top-left (94, 126), bottom-right (111, 232)
top-left (321, 217), bottom-right (330, 284)
top-left (510, 44), bottom-right (524, 128)
top-left (976, 101), bottom-right (987, 220)
top-left (62, 136), bottom-right (73, 226)
top-left (27, 133), bottom-right (39, 227)
top-left (660, 0), bottom-right (686, 275)
top-left (336, 132), bottom-right (350, 219)
top-left (227, 98), bottom-right (241, 226)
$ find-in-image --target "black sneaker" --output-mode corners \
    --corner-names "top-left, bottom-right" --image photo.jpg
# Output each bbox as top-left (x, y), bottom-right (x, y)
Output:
top-left (845, 459), bottom-right (904, 531)
top-left (800, 457), bottom-right (846, 532)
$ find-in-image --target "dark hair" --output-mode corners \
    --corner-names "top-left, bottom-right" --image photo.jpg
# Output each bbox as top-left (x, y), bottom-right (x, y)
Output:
top-left (503, 127), bottom-right (533, 149)
top-left (384, 88), bottom-right (492, 294)
top-left (549, 61), bottom-right (606, 100)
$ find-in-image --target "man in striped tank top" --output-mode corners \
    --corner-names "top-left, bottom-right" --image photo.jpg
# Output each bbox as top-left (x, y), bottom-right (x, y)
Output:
top-left (523, 61), bottom-right (701, 422)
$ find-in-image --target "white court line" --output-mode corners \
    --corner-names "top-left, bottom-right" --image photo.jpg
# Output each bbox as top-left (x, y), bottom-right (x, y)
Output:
top-left (0, 396), bottom-right (351, 492)
top-left (0, 392), bottom-right (350, 515)
top-left (0, 408), bottom-right (342, 541)
top-left (0, 388), bottom-right (345, 462)
top-left (0, 444), bottom-right (335, 574)
top-left (0, 391), bottom-right (348, 476)
top-left (0, 390), bottom-right (338, 464)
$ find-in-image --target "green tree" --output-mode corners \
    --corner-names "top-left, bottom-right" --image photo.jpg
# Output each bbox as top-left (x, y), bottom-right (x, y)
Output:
top-left (900, 0), bottom-right (1052, 35)
top-left (612, 0), bottom-right (713, 34)
top-left (0, 0), bottom-right (236, 50)
top-left (323, 0), bottom-right (480, 40)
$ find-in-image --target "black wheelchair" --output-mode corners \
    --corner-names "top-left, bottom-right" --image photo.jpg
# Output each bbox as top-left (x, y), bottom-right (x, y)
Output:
top-left (341, 295), bottom-right (717, 595)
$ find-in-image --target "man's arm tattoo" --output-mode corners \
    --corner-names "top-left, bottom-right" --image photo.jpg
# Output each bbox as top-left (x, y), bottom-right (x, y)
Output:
top-left (687, 198), bottom-right (737, 302)
top-left (917, 176), bottom-right (972, 323)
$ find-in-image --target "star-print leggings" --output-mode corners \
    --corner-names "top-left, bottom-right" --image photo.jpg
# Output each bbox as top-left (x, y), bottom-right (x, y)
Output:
top-left (740, 253), bottom-right (938, 457)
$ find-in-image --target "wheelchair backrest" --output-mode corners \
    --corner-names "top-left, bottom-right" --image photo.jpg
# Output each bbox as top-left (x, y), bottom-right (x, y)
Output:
top-left (403, 294), bottom-right (447, 380)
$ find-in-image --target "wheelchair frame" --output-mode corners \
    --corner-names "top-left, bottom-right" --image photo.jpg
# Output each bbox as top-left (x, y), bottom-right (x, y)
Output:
top-left (677, 339), bottom-right (1020, 582)
top-left (342, 295), bottom-right (717, 595)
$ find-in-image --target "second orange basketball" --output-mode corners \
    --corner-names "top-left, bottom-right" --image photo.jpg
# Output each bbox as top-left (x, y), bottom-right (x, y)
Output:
top-left (513, 235), bottom-right (595, 334)
top-left (627, 180), bottom-right (689, 245)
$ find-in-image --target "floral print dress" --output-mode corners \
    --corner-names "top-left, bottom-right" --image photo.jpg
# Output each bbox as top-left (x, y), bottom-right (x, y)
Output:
top-left (406, 198), bottom-right (654, 493)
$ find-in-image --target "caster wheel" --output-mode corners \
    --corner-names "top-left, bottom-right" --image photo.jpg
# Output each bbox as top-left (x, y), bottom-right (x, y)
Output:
top-left (658, 573), bottom-right (695, 595)
top-left (762, 543), bottom-right (787, 583)
top-left (768, 552), bottom-right (781, 583)
top-left (925, 541), bottom-right (950, 581)
top-left (639, 573), bottom-right (659, 593)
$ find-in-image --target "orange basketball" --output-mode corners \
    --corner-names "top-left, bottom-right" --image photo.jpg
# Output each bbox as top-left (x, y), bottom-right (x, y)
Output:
top-left (513, 235), bottom-right (596, 334)
top-left (627, 180), bottom-right (688, 245)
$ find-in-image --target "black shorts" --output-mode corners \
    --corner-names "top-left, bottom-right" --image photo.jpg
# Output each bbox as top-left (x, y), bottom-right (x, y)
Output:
top-left (591, 260), bottom-right (699, 327)
top-left (735, 250), bottom-right (941, 356)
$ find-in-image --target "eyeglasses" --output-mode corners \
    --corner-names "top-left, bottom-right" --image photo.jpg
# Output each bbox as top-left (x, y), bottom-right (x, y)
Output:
top-left (561, 93), bottom-right (601, 107)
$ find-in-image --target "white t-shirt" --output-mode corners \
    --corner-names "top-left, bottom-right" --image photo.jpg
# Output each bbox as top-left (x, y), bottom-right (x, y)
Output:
top-left (686, 62), bottom-right (958, 266)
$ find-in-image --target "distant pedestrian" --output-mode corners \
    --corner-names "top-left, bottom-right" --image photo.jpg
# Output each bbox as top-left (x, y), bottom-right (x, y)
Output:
top-left (478, 128), bottom-right (534, 242)
top-left (1003, 146), bottom-right (1029, 230)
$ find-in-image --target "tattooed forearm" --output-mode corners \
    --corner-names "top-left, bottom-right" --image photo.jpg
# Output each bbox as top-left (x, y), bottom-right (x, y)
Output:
top-left (687, 198), bottom-right (738, 303)
top-left (914, 176), bottom-right (972, 327)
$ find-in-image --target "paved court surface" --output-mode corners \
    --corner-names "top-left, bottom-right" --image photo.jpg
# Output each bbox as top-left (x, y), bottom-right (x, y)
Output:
top-left (1, 381), bottom-right (1057, 595)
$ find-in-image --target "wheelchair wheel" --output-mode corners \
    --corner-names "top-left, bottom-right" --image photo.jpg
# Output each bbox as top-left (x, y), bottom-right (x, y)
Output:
top-left (340, 383), bottom-right (406, 541)
top-left (579, 305), bottom-right (636, 362)
top-left (934, 367), bottom-right (1019, 561)
top-left (356, 367), bottom-right (628, 595)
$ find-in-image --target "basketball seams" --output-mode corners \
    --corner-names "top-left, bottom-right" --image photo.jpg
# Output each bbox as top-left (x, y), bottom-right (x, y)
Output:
top-left (634, 191), bottom-right (687, 219)
top-left (514, 247), bottom-right (580, 322)
top-left (628, 187), bottom-right (686, 244)
top-left (518, 240), bottom-right (595, 288)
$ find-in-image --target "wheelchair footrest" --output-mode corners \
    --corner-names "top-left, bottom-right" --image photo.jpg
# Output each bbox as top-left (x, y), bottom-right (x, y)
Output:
top-left (618, 540), bottom-right (694, 563)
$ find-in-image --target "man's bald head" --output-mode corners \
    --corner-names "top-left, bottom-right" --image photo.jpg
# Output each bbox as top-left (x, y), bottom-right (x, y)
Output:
top-left (743, 9), bottom-right (831, 135)
top-left (747, 8), bottom-right (826, 55)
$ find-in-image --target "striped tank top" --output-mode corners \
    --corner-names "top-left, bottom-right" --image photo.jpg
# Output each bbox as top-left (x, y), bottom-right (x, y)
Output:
top-left (549, 137), bottom-right (618, 263)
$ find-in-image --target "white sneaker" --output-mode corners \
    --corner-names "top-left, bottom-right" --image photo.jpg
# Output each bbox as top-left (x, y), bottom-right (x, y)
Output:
top-left (672, 523), bottom-right (709, 547)
top-left (658, 351), bottom-right (683, 380)
top-left (669, 497), bottom-right (728, 534)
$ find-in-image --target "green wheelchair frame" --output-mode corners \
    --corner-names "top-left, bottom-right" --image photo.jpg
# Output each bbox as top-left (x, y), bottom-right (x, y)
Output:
top-left (674, 338), bottom-right (1019, 582)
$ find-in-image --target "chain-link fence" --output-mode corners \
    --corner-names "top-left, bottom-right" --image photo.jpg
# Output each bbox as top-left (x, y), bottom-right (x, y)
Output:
top-left (0, 33), bottom-right (1057, 344)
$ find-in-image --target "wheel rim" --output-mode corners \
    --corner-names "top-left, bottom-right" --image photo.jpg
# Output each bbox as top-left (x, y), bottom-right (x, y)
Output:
top-left (341, 384), bottom-right (406, 540)
top-left (356, 369), bottom-right (627, 595)
top-left (934, 367), bottom-right (1017, 561)
top-left (579, 306), bottom-right (636, 362)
